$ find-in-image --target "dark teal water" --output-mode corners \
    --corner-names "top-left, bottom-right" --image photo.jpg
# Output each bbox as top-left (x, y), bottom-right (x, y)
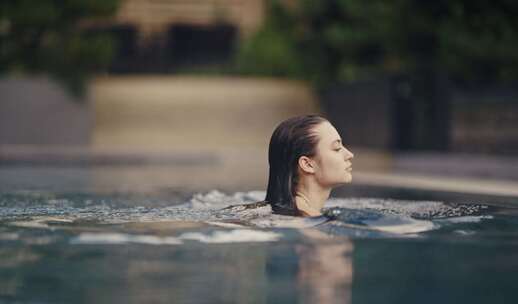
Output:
top-left (1, 168), bottom-right (518, 304)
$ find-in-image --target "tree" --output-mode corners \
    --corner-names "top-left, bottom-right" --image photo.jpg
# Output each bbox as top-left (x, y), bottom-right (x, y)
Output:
top-left (0, 0), bottom-right (120, 95)
top-left (238, 0), bottom-right (518, 151)
top-left (239, 0), bottom-right (518, 86)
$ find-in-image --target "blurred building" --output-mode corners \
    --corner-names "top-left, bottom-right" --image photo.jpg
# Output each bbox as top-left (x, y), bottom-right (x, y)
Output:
top-left (1, 0), bottom-right (518, 186)
top-left (115, 0), bottom-right (264, 38)
top-left (84, 0), bottom-right (264, 73)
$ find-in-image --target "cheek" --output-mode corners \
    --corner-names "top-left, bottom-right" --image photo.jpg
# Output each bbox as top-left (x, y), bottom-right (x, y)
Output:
top-left (315, 153), bottom-right (345, 183)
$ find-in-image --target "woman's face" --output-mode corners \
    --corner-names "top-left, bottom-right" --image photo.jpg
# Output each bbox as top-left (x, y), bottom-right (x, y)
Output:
top-left (311, 121), bottom-right (354, 187)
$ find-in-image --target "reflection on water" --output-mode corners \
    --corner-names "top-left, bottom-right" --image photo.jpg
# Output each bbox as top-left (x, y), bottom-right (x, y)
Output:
top-left (296, 230), bottom-right (353, 304)
top-left (0, 233), bottom-right (351, 304)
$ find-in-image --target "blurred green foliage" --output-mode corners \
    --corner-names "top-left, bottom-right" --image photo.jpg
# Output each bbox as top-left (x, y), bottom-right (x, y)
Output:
top-left (0, 0), bottom-right (119, 96)
top-left (238, 0), bottom-right (518, 87)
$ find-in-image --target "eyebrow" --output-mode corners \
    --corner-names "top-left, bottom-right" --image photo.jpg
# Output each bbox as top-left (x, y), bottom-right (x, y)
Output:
top-left (332, 139), bottom-right (342, 145)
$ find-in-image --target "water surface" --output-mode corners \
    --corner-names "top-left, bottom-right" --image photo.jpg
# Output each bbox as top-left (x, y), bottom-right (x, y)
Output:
top-left (1, 168), bottom-right (518, 304)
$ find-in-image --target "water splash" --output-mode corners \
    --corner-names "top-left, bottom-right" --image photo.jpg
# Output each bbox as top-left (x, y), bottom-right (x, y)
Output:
top-left (0, 190), bottom-right (494, 237)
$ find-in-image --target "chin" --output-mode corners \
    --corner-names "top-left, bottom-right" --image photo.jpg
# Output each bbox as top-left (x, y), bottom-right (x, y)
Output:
top-left (344, 174), bottom-right (352, 183)
top-left (335, 177), bottom-right (352, 186)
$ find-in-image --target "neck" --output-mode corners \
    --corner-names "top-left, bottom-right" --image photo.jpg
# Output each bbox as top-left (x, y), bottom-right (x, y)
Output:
top-left (295, 179), bottom-right (331, 217)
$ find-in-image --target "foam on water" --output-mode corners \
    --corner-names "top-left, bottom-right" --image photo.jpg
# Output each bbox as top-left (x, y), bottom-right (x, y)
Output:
top-left (70, 229), bottom-right (282, 245)
top-left (178, 229), bottom-right (282, 243)
top-left (326, 196), bottom-right (488, 219)
top-left (0, 190), bottom-right (495, 238)
top-left (436, 215), bottom-right (494, 223)
top-left (71, 232), bottom-right (183, 245)
top-left (454, 230), bottom-right (476, 236)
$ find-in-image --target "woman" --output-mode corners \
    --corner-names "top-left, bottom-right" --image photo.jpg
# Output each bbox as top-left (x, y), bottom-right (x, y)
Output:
top-left (266, 114), bottom-right (354, 217)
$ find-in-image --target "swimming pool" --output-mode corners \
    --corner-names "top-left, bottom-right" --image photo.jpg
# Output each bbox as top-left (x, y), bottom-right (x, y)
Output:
top-left (1, 166), bottom-right (518, 304)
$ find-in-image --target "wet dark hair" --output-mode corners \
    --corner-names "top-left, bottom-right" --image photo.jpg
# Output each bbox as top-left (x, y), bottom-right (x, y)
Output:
top-left (265, 114), bottom-right (328, 216)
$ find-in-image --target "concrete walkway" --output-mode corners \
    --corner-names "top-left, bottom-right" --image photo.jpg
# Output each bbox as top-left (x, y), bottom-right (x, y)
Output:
top-left (353, 171), bottom-right (518, 197)
top-left (1, 145), bottom-right (518, 199)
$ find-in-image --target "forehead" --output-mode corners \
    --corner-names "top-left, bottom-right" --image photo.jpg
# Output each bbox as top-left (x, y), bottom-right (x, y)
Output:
top-left (312, 121), bottom-right (341, 145)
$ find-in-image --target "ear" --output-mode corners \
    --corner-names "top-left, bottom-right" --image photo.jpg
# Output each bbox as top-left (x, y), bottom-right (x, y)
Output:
top-left (298, 156), bottom-right (316, 174)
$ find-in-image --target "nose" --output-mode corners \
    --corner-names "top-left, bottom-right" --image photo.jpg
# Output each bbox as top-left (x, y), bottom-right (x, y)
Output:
top-left (344, 148), bottom-right (354, 160)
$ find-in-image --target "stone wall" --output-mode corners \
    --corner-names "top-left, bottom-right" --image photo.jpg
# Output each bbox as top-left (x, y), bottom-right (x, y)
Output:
top-left (90, 76), bottom-right (319, 150)
top-left (451, 87), bottom-right (518, 155)
top-left (322, 79), bottom-right (518, 155)
top-left (0, 77), bottom-right (91, 145)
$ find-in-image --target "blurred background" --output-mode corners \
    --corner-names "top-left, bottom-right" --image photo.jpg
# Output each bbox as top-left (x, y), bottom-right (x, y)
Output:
top-left (1, 0), bottom-right (518, 195)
